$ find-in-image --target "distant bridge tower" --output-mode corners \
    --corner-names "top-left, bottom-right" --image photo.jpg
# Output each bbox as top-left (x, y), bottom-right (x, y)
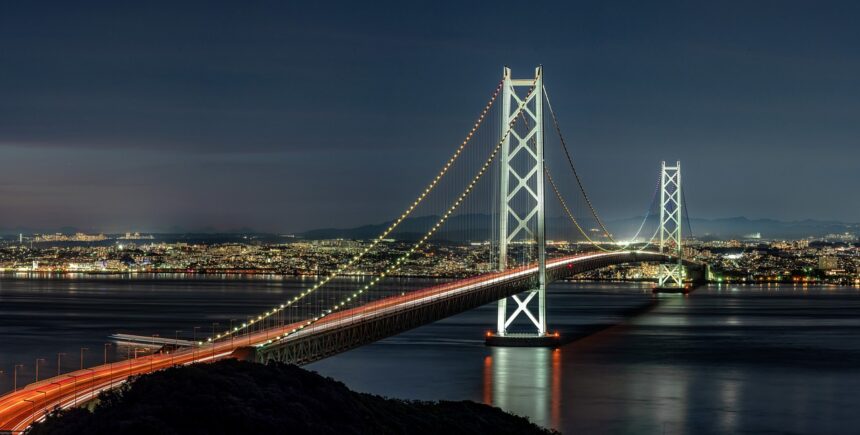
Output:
top-left (656, 160), bottom-right (685, 290)
top-left (487, 66), bottom-right (557, 346)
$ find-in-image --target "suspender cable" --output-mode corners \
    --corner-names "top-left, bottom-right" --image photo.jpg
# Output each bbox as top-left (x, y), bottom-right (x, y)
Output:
top-left (543, 86), bottom-right (617, 244)
top-left (263, 81), bottom-right (539, 346)
top-left (211, 79), bottom-right (505, 344)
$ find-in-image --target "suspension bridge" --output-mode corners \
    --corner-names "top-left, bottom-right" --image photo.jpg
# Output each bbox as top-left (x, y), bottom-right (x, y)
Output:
top-left (0, 66), bottom-right (704, 433)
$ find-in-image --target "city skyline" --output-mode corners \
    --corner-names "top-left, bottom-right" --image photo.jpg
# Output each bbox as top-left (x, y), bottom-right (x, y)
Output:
top-left (2, 1), bottom-right (860, 231)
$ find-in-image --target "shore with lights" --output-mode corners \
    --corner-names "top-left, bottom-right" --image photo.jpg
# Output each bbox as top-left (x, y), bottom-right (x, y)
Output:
top-left (0, 233), bottom-right (858, 285)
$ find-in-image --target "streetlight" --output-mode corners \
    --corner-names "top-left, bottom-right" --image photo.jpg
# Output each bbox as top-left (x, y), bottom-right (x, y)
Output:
top-left (211, 322), bottom-right (220, 360)
top-left (57, 353), bottom-right (66, 377)
top-left (22, 399), bottom-right (35, 420)
top-left (129, 348), bottom-right (141, 379)
top-left (79, 347), bottom-right (88, 370)
top-left (104, 343), bottom-right (113, 390)
top-left (13, 364), bottom-right (24, 392)
top-left (69, 369), bottom-right (96, 406)
top-left (35, 358), bottom-right (46, 382)
top-left (36, 390), bottom-right (47, 414)
top-left (229, 319), bottom-right (236, 349)
top-left (68, 374), bottom-right (79, 406)
top-left (51, 381), bottom-right (63, 401)
top-left (173, 330), bottom-right (183, 366)
top-left (80, 368), bottom-right (95, 405)
top-left (192, 327), bottom-right (200, 362)
top-left (50, 382), bottom-right (63, 412)
top-left (150, 334), bottom-right (159, 372)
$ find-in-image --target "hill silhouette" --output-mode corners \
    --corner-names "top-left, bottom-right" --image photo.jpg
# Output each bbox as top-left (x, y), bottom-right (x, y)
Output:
top-left (298, 213), bottom-right (860, 241)
top-left (28, 360), bottom-right (556, 435)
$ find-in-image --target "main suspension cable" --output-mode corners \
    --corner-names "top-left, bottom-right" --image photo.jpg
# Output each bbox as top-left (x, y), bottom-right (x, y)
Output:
top-left (626, 173), bottom-right (661, 243)
top-left (211, 79), bottom-right (505, 343)
top-left (682, 187), bottom-right (694, 240)
top-left (636, 224), bottom-right (663, 251)
top-left (545, 166), bottom-right (616, 251)
top-left (261, 80), bottom-right (539, 347)
top-left (546, 163), bottom-right (663, 251)
top-left (543, 86), bottom-right (618, 244)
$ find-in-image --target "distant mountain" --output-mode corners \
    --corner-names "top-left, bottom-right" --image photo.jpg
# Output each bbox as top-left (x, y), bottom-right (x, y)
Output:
top-left (299, 213), bottom-right (579, 242)
top-left (607, 216), bottom-right (860, 240)
top-left (2, 216), bottom-right (855, 242)
top-left (691, 217), bottom-right (853, 239)
top-left (299, 214), bottom-right (860, 241)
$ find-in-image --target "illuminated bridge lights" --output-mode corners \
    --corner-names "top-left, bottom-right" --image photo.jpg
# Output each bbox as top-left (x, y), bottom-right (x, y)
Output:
top-left (207, 80), bottom-right (507, 345)
top-left (264, 84), bottom-right (536, 347)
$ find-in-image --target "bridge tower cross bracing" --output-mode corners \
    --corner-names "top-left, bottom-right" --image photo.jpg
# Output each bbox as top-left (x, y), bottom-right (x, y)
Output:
top-left (492, 66), bottom-right (551, 342)
top-left (657, 160), bottom-right (684, 288)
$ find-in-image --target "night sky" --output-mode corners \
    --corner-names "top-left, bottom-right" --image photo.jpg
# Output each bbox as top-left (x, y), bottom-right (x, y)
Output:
top-left (1, 1), bottom-right (859, 233)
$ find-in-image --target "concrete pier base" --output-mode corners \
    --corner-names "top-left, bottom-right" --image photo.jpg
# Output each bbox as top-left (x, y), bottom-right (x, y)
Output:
top-left (485, 333), bottom-right (561, 348)
top-left (652, 283), bottom-right (698, 294)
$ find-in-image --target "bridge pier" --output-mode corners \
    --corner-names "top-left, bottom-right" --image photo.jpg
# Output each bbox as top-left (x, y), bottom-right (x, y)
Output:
top-left (485, 333), bottom-right (560, 347)
top-left (653, 263), bottom-right (707, 294)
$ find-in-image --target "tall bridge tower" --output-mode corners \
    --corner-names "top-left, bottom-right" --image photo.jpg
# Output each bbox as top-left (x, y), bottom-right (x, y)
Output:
top-left (487, 66), bottom-right (557, 346)
top-left (655, 160), bottom-right (686, 291)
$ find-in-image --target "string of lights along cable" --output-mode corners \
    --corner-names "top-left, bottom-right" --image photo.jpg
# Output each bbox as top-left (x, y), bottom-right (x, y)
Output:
top-left (212, 74), bottom-right (681, 346)
top-left (261, 80), bottom-right (539, 347)
top-left (209, 79), bottom-right (506, 345)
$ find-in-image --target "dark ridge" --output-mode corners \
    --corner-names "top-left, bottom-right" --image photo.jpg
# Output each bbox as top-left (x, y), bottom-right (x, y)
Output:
top-left (297, 214), bottom-right (860, 241)
top-left (28, 360), bottom-right (557, 435)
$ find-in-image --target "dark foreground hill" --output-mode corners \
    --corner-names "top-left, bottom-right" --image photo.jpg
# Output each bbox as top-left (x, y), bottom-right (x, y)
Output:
top-left (29, 360), bottom-right (556, 435)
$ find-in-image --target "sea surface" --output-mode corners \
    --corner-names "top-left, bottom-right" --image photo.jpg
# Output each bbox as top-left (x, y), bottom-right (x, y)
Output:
top-left (2, 276), bottom-right (860, 434)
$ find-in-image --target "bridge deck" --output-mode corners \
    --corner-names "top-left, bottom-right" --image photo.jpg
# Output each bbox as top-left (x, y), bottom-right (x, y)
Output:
top-left (0, 251), bottom-right (688, 432)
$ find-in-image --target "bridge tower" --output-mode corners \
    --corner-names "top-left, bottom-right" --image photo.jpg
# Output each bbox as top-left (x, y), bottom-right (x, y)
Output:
top-left (655, 160), bottom-right (686, 292)
top-left (487, 66), bottom-right (557, 346)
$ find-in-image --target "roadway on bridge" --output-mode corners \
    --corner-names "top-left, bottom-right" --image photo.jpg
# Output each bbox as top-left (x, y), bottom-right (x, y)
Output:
top-left (0, 251), bottom-right (666, 432)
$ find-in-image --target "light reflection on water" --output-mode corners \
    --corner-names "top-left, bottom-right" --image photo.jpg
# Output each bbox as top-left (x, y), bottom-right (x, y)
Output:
top-left (481, 347), bottom-right (562, 429)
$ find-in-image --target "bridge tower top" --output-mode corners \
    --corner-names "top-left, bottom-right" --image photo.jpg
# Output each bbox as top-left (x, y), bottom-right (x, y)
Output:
top-left (659, 160), bottom-right (682, 255)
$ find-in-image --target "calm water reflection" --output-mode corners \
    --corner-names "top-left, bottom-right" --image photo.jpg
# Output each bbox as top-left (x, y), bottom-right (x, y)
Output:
top-left (2, 278), bottom-right (860, 434)
top-left (312, 283), bottom-right (860, 434)
top-left (483, 347), bottom-right (562, 428)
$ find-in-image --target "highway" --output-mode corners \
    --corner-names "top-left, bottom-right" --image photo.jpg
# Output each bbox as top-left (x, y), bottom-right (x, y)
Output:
top-left (0, 251), bottom-right (668, 432)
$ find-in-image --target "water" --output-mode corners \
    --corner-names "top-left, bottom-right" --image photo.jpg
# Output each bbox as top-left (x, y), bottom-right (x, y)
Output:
top-left (2, 277), bottom-right (860, 434)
